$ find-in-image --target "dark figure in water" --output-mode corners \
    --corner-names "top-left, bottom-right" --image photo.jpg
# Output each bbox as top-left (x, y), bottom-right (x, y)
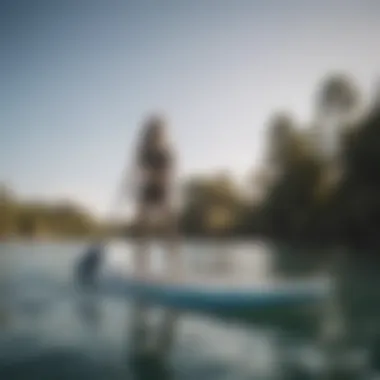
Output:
top-left (126, 114), bottom-right (179, 355)
top-left (75, 243), bottom-right (103, 287)
top-left (128, 114), bottom-right (179, 278)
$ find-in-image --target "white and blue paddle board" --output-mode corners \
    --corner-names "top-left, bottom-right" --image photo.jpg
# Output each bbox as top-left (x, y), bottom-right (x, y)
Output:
top-left (96, 272), bottom-right (331, 312)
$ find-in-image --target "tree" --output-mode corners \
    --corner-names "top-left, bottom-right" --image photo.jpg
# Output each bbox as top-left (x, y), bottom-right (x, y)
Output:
top-left (316, 73), bottom-right (360, 119)
top-left (314, 73), bottom-right (361, 167)
top-left (266, 111), bottom-right (297, 174)
top-left (0, 184), bottom-right (17, 237)
top-left (259, 110), bottom-right (324, 242)
top-left (180, 173), bottom-right (244, 236)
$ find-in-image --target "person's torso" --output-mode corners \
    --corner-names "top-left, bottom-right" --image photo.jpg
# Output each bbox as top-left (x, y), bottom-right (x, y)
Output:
top-left (139, 146), bottom-right (172, 185)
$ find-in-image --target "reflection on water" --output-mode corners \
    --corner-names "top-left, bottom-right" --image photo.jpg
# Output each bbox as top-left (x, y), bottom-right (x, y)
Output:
top-left (0, 241), bottom-right (379, 379)
top-left (75, 294), bottom-right (101, 330)
top-left (129, 351), bottom-right (173, 380)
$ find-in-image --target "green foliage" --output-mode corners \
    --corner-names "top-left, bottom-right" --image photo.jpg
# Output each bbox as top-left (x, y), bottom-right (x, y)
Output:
top-left (0, 192), bottom-right (103, 239)
top-left (258, 74), bottom-right (380, 247)
top-left (180, 173), bottom-right (244, 236)
top-left (316, 72), bottom-right (360, 119)
top-left (178, 72), bottom-right (380, 247)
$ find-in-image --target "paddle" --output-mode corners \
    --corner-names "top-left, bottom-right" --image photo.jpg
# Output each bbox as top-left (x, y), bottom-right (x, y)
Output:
top-left (75, 174), bottom-right (131, 287)
top-left (75, 241), bottom-right (105, 287)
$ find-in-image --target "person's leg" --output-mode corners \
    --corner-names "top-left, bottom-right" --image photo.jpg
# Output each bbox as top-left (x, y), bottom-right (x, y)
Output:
top-left (135, 202), bottom-right (150, 278)
top-left (130, 201), bottom-right (151, 353)
top-left (156, 307), bottom-right (178, 357)
top-left (160, 202), bottom-right (181, 281)
top-left (129, 300), bottom-right (150, 353)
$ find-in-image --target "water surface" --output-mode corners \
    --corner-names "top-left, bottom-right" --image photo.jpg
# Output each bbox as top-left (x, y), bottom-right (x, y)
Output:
top-left (0, 241), bottom-right (379, 379)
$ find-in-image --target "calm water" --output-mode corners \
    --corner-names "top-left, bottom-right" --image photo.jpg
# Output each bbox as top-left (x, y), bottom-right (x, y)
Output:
top-left (0, 241), bottom-right (379, 380)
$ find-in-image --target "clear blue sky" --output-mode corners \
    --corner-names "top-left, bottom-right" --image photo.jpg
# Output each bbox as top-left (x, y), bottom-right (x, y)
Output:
top-left (1, 0), bottom-right (379, 216)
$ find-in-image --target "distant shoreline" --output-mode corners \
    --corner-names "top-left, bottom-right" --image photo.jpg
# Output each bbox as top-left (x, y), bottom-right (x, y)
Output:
top-left (0, 235), bottom-right (329, 250)
top-left (0, 235), bottom-right (265, 245)
top-left (2, 234), bottom-right (376, 253)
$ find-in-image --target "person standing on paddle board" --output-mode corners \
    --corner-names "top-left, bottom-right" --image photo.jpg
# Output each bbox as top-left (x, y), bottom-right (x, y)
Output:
top-left (128, 114), bottom-right (179, 279)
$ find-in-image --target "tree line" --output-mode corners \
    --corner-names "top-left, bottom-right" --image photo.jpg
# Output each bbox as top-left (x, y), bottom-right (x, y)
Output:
top-left (181, 72), bottom-right (380, 249)
top-left (1, 72), bottom-right (380, 248)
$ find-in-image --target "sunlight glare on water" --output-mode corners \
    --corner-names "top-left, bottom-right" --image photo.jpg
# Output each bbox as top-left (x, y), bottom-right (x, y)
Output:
top-left (105, 240), bottom-right (276, 287)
